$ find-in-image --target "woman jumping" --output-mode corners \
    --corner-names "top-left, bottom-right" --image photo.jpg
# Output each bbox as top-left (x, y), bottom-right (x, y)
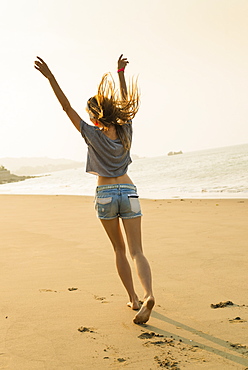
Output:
top-left (34, 55), bottom-right (155, 324)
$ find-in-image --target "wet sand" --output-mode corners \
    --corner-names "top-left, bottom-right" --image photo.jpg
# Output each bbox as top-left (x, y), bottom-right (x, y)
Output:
top-left (1, 195), bottom-right (248, 369)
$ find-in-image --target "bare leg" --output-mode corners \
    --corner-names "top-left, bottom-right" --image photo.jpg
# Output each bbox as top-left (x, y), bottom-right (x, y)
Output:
top-left (122, 217), bottom-right (155, 324)
top-left (100, 218), bottom-right (140, 310)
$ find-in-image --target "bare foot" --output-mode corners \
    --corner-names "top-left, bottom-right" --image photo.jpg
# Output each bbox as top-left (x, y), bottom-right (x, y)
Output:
top-left (127, 299), bottom-right (141, 311)
top-left (133, 296), bottom-right (155, 324)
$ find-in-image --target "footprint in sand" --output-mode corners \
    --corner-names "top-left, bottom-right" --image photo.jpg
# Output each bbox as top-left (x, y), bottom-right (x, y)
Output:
top-left (138, 332), bottom-right (164, 339)
top-left (94, 295), bottom-right (110, 303)
top-left (154, 355), bottom-right (180, 369)
top-left (94, 295), bottom-right (106, 301)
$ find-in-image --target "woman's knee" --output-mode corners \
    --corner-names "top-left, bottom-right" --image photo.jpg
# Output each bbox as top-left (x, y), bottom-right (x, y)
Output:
top-left (129, 248), bottom-right (143, 260)
top-left (113, 241), bottom-right (126, 254)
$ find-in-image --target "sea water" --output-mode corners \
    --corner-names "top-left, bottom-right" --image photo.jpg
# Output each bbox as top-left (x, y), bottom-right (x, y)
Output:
top-left (0, 143), bottom-right (247, 199)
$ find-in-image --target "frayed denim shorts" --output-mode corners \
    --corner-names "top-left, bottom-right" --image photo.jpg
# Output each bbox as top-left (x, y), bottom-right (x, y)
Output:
top-left (95, 184), bottom-right (142, 220)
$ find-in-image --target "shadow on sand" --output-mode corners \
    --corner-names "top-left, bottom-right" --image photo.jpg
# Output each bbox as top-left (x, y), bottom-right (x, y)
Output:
top-left (143, 310), bottom-right (248, 367)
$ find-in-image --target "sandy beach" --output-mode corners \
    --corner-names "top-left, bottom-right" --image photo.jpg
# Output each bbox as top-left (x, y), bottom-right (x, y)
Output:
top-left (1, 195), bottom-right (248, 369)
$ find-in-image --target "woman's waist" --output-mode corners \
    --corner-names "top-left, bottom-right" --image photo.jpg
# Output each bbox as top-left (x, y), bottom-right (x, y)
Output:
top-left (97, 173), bottom-right (133, 186)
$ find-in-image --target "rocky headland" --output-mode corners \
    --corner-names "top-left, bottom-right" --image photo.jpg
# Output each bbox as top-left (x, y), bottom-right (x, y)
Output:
top-left (0, 166), bottom-right (35, 184)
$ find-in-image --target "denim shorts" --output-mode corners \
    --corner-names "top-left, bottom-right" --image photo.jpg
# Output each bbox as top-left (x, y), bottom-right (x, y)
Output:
top-left (95, 184), bottom-right (142, 220)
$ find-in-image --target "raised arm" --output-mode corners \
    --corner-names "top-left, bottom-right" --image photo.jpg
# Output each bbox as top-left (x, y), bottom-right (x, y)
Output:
top-left (117, 54), bottom-right (129, 100)
top-left (34, 57), bottom-right (82, 132)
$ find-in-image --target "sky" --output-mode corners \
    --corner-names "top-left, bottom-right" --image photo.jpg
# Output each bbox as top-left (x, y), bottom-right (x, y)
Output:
top-left (0, 0), bottom-right (248, 161)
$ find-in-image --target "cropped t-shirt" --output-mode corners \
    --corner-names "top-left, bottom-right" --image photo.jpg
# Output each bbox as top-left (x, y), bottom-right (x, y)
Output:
top-left (80, 120), bottom-right (132, 177)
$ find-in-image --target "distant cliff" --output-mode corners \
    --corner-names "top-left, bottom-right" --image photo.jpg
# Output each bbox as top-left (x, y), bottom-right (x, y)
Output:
top-left (0, 158), bottom-right (83, 176)
top-left (0, 166), bottom-right (35, 184)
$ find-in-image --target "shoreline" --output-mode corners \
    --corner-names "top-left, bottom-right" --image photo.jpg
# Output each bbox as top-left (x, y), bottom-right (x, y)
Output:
top-left (1, 195), bottom-right (248, 369)
top-left (0, 191), bottom-right (248, 200)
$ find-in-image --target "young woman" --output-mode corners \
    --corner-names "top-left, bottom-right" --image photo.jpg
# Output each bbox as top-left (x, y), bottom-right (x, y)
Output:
top-left (34, 55), bottom-right (155, 324)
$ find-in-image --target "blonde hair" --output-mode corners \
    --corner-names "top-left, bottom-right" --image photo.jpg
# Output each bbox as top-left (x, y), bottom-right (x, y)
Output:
top-left (86, 73), bottom-right (139, 150)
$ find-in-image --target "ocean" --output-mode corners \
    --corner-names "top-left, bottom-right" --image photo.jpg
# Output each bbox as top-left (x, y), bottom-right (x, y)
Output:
top-left (0, 143), bottom-right (247, 199)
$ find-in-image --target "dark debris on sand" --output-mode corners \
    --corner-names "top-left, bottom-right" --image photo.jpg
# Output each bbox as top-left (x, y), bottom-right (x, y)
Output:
top-left (117, 358), bottom-right (126, 363)
top-left (229, 316), bottom-right (247, 323)
top-left (211, 300), bottom-right (234, 309)
top-left (78, 326), bottom-right (95, 333)
top-left (229, 343), bottom-right (248, 354)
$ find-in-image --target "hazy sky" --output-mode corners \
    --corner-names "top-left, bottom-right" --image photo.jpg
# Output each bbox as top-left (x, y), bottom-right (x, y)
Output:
top-left (0, 0), bottom-right (248, 161)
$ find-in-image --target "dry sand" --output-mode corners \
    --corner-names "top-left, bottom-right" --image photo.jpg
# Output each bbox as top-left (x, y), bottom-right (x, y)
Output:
top-left (1, 195), bottom-right (248, 369)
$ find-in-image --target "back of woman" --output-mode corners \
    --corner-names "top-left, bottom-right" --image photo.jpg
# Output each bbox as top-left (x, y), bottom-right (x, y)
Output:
top-left (35, 54), bottom-right (155, 324)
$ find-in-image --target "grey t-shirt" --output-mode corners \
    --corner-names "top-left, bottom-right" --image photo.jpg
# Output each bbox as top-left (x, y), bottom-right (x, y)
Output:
top-left (80, 120), bottom-right (132, 177)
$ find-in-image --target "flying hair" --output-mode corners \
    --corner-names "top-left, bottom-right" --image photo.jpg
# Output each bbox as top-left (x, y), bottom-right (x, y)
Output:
top-left (86, 73), bottom-right (140, 150)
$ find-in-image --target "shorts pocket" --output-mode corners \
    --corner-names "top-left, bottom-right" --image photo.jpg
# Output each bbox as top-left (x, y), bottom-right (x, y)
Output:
top-left (96, 197), bottom-right (112, 205)
top-left (95, 196), bottom-right (114, 219)
top-left (128, 195), bottom-right (141, 213)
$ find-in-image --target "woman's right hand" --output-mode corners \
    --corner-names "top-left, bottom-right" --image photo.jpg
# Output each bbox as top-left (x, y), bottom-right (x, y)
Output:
top-left (118, 54), bottom-right (129, 71)
top-left (34, 57), bottom-right (53, 79)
